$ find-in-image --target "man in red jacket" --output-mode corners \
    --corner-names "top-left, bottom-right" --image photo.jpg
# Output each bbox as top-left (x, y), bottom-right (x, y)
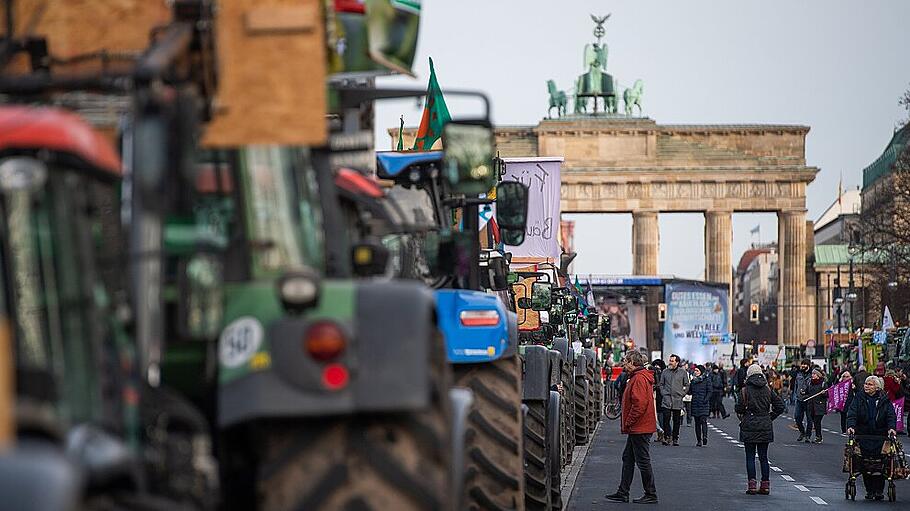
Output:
top-left (605, 350), bottom-right (658, 504)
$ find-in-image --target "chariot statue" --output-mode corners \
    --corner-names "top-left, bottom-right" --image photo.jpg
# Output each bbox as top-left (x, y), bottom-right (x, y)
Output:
top-left (574, 14), bottom-right (617, 114)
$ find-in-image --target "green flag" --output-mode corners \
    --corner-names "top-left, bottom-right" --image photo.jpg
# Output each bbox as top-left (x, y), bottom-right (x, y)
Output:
top-left (397, 115), bottom-right (404, 151)
top-left (412, 57), bottom-right (451, 151)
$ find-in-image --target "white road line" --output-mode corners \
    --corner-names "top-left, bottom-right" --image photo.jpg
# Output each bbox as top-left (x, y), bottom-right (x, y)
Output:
top-left (781, 475), bottom-right (795, 481)
top-left (770, 466), bottom-right (782, 472)
top-left (794, 485), bottom-right (810, 492)
top-left (810, 496), bottom-right (828, 505)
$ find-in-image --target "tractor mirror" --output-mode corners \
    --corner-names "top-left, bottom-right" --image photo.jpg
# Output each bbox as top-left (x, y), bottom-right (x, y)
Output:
top-left (495, 181), bottom-right (529, 246)
top-left (352, 240), bottom-right (391, 277)
top-left (442, 121), bottom-right (496, 195)
top-left (481, 254), bottom-right (510, 291)
top-left (530, 282), bottom-right (552, 311)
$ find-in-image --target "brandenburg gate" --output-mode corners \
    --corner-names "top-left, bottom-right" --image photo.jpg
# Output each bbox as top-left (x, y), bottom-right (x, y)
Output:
top-left (395, 14), bottom-right (819, 346)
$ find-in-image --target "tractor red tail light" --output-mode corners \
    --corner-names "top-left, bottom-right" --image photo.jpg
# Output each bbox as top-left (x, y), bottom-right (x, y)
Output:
top-left (321, 363), bottom-right (349, 390)
top-left (304, 321), bottom-right (346, 361)
top-left (459, 310), bottom-right (500, 327)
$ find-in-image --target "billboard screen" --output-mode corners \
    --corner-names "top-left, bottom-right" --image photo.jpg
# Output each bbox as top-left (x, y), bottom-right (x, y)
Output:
top-left (663, 282), bottom-right (730, 363)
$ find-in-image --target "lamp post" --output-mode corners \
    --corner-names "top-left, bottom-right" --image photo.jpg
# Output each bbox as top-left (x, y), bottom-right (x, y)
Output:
top-left (847, 239), bottom-right (859, 333)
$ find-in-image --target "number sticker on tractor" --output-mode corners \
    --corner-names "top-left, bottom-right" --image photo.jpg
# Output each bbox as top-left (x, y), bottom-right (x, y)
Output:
top-left (219, 317), bottom-right (264, 368)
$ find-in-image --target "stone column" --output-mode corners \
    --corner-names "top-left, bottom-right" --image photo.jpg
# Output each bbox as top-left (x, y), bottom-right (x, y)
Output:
top-left (704, 211), bottom-right (733, 286)
top-left (778, 210), bottom-right (808, 346)
top-left (632, 211), bottom-right (659, 275)
top-left (705, 210), bottom-right (733, 331)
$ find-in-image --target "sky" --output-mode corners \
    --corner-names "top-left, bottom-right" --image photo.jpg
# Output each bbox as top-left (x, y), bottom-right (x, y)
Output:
top-left (375, 0), bottom-right (910, 279)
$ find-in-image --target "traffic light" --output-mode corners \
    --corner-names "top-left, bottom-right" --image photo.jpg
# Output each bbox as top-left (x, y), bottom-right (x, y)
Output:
top-left (750, 303), bottom-right (759, 323)
top-left (658, 303), bottom-right (667, 322)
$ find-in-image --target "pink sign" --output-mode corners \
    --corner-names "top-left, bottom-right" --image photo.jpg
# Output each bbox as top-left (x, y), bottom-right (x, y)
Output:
top-left (895, 397), bottom-right (906, 433)
top-left (827, 379), bottom-right (852, 414)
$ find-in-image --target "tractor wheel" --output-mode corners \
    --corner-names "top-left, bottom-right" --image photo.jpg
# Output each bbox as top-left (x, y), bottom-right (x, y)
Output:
top-left (574, 377), bottom-right (590, 445)
top-left (560, 359), bottom-right (575, 465)
top-left (523, 400), bottom-right (550, 510)
top-left (454, 354), bottom-right (525, 511)
top-left (547, 391), bottom-right (563, 511)
top-left (585, 361), bottom-right (596, 434)
top-left (250, 333), bottom-right (453, 511)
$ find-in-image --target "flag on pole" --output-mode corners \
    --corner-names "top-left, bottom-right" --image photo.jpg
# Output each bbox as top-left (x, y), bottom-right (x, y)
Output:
top-left (397, 115), bottom-right (404, 151)
top-left (883, 305), bottom-right (895, 330)
top-left (837, 173), bottom-right (844, 207)
top-left (750, 225), bottom-right (760, 235)
top-left (412, 57), bottom-right (451, 151)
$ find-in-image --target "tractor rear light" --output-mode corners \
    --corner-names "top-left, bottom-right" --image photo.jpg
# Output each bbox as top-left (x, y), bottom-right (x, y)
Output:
top-left (322, 363), bottom-right (349, 390)
top-left (459, 310), bottom-right (500, 327)
top-left (303, 321), bottom-right (346, 361)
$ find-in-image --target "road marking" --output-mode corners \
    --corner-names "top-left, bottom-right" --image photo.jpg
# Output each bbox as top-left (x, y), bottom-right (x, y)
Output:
top-left (810, 496), bottom-right (828, 505)
top-left (770, 466), bottom-right (782, 472)
top-left (781, 475), bottom-right (795, 481)
top-left (795, 485), bottom-right (810, 492)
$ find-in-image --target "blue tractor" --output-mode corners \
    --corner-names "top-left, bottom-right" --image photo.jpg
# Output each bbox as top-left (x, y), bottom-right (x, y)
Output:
top-left (377, 148), bottom-right (545, 510)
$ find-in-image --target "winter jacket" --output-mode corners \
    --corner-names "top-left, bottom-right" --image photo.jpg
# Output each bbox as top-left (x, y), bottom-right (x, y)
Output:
top-left (659, 366), bottom-right (689, 410)
top-left (652, 368), bottom-right (664, 413)
top-left (734, 373), bottom-right (785, 444)
top-left (884, 376), bottom-right (903, 402)
top-left (801, 380), bottom-right (827, 417)
top-left (688, 375), bottom-right (712, 418)
top-left (846, 390), bottom-right (897, 455)
top-left (710, 371), bottom-right (725, 395)
top-left (622, 366), bottom-right (657, 435)
top-left (793, 370), bottom-right (811, 396)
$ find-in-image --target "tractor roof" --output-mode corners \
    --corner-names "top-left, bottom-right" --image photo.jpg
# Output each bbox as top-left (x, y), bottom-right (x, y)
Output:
top-left (0, 106), bottom-right (121, 179)
top-left (375, 151), bottom-right (443, 179)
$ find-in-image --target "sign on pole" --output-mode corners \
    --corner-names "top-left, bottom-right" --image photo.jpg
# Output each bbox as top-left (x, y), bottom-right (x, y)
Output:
top-left (501, 158), bottom-right (563, 262)
top-left (883, 306), bottom-right (895, 331)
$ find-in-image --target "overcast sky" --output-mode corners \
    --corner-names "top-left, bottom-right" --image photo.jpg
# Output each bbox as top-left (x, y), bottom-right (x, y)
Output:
top-left (375, 0), bottom-right (910, 279)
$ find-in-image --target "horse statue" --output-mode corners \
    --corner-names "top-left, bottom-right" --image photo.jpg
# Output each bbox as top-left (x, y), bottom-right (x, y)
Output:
top-left (547, 80), bottom-right (567, 118)
top-left (605, 77), bottom-right (620, 114)
top-left (623, 79), bottom-right (644, 116)
top-left (573, 77), bottom-right (587, 114)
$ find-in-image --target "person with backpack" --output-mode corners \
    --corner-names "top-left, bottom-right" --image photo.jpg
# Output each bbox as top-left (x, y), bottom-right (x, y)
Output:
top-left (735, 363), bottom-right (786, 495)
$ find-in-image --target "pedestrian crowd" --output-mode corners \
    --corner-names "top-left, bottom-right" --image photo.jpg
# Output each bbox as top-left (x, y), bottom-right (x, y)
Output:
top-left (606, 352), bottom-right (909, 503)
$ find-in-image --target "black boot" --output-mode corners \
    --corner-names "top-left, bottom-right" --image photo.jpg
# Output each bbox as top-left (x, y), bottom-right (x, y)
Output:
top-left (633, 494), bottom-right (659, 504)
top-left (605, 492), bottom-right (629, 503)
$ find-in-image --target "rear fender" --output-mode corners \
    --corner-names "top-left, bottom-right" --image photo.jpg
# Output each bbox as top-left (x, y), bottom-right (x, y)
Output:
top-left (449, 387), bottom-right (473, 509)
top-left (218, 279), bottom-right (434, 428)
top-left (521, 345), bottom-right (551, 402)
top-left (435, 289), bottom-right (510, 364)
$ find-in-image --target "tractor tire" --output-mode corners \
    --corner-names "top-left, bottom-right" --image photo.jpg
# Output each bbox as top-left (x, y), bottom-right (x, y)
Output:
top-left (547, 391), bottom-right (563, 511)
top-left (454, 354), bottom-right (525, 511)
top-left (585, 359), bottom-right (597, 434)
top-left (523, 400), bottom-right (550, 510)
top-left (560, 359), bottom-right (575, 465)
top-left (248, 333), bottom-right (453, 511)
top-left (573, 377), bottom-right (589, 445)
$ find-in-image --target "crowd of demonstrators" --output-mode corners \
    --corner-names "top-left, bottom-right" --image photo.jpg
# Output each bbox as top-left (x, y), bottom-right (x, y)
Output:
top-left (846, 375), bottom-right (898, 501)
top-left (735, 363), bottom-right (786, 495)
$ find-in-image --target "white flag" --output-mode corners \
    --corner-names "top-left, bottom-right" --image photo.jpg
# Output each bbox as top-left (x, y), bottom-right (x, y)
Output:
top-left (883, 306), bottom-right (895, 330)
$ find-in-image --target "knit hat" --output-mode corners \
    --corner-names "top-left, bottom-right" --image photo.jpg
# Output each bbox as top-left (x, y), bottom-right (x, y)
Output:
top-left (746, 364), bottom-right (762, 378)
top-left (695, 364), bottom-right (706, 375)
top-left (812, 368), bottom-right (824, 380)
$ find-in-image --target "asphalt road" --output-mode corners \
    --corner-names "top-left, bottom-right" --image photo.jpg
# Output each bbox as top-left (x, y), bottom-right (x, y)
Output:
top-left (568, 398), bottom-right (909, 510)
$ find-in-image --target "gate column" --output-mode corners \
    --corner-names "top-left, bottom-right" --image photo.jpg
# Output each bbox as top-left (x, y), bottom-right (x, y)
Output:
top-left (778, 209), bottom-right (808, 346)
top-left (632, 211), bottom-right (659, 275)
top-left (705, 210), bottom-right (733, 328)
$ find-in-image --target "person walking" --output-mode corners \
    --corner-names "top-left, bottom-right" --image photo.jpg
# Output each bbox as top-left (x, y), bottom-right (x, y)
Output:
top-left (605, 350), bottom-right (659, 504)
top-left (735, 363), bottom-right (785, 495)
top-left (838, 371), bottom-right (854, 434)
top-left (792, 359), bottom-right (813, 441)
top-left (658, 354), bottom-right (689, 446)
top-left (711, 364), bottom-right (730, 419)
top-left (846, 375), bottom-right (898, 500)
top-left (803, 368), bottom-right (827, 443)
top-left (688, 364), bottom-right (712, 446)
top-left (651, 359), bottom-right (666, 443)
top-left (733, 358), bottom-right (749, 405)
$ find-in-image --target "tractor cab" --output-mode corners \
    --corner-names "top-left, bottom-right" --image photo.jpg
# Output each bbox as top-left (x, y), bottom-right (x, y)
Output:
top-left (0, 106), bottom-right (140, 509)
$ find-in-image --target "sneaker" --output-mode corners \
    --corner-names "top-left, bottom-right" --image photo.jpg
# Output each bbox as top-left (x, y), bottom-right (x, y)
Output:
top-left (672, 440), bottom-right (680, 446)
top-left (696, 441), bottom-right (702, 447)
top-left (605, 492), bottom-right (629, 503)
top-left (758, 480), bottom-right (770, 495)
top-left (796, 434), bottom-right (805, 442)
top-left (632, 494), bottom-right (658, 504)
top-left (813, 436), bottom-right (822, 444)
